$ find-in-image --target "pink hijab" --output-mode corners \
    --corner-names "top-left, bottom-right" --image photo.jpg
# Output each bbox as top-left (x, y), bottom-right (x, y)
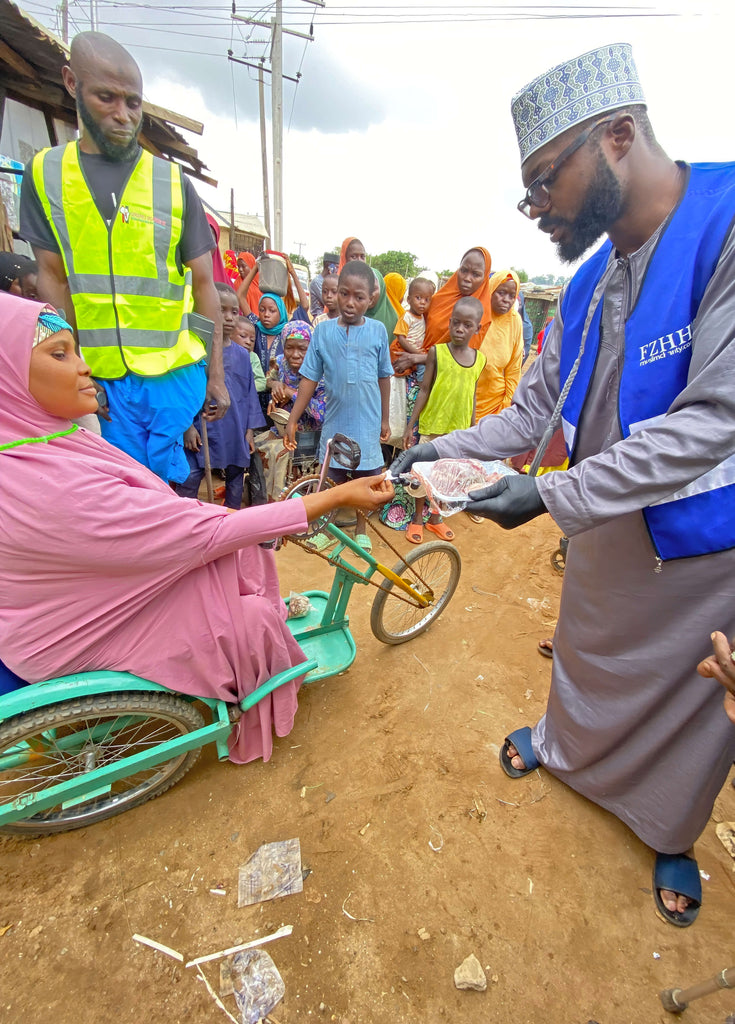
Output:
top-left (0, 294), bottom-right (308, 761)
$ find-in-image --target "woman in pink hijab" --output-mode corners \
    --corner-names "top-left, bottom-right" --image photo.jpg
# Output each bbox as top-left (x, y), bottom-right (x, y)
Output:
top-left (0, 294), bottom-right (392, 764)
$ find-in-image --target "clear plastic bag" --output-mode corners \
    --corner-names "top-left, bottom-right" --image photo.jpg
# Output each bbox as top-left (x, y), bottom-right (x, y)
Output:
top-left (232, 948), bottom-right (285, 1024)
top-left (409, 459), bottom-right (516, 517)
top-left (287, 592), bottom-right (314, 619)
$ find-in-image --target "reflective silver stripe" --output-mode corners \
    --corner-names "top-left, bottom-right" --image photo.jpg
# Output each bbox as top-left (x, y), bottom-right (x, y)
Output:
top-left (67, 272), bottom-right (186, 300)
top-left (78, 318), bottom-right (191, 350)
top-left (39, 146), bottom-right (76, 276)
top-left (151, 158), bottom-right (176, 284)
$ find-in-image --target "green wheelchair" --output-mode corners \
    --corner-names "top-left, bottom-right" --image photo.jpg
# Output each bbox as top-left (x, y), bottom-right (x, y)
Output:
top-left (0, 436), bottom-right (460, 836)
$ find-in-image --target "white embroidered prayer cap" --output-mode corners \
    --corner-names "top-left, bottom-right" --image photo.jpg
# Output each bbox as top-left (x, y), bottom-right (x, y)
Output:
top-left (511, 42), bottom-right (646, 165)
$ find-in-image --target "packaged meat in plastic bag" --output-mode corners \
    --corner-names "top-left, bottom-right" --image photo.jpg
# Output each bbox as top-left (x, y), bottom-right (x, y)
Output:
top-left (408, 458), bottom-right (516, 517)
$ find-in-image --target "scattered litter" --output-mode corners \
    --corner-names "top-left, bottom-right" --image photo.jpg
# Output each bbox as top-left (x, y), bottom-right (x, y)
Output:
top-left (715, 822), bottom-right (735, 862)
top-left (359, 822), bottom-right (371, 836)
top-left (526, 597), bottom-right (551, 612)
top-left (238, 839), bottom-right (303, 908)
top-left (325, 791), bottom-right (336, 804)
top-left (497, 798), bottom-right (520, 807)
top-left (528, 878), bottom-right (533, 896)
top-left (472, 586), bottom-right (499, 597)
top-left (464, 605), bottom-right (474, 612)
top-left (428, 824), bottom-right (444, 852)
top-left (653, 952), bottom-right (661, 960)
top-left (132, 933), bottom-right (184, 963)
top-left (417, 927), bottom-right (431, 941)
top-left (300, 783), bottom-right (324, 798)
top-left (699, 870), bottom-right (710, 881)
top-left (524, 689), bottom-right (533, 700)
top-left (232, 948), bottom-right (285, 1024)
top-left (341, 892), bottom-right (374, 923)
top-left (413, 653), bottom-right (430, 674)
top-left (219, 960), bottom-right (234, 998)
top-left (475, 674), bottom-right (484, 682)
top-left (210, 888), bottom-right (227, 896)
top-left (186, 925), bottom-right (294, 968)
top-left (454, 953), bottom-right (487, 992)
top-left (469, 796), bottom-right (486, 823)
top-left (196, 965), bottom-right (239, 1024)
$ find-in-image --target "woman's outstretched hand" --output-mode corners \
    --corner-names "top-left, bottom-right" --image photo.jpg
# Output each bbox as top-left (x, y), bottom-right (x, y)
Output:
top-left (697, 630), bottom-right (735, 725)
top-left (336, 473), bottom-right (395, 512)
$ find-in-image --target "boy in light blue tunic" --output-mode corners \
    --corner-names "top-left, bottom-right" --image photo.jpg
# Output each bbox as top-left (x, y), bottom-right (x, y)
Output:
top-left (285, 260), bottom-right (393, 551)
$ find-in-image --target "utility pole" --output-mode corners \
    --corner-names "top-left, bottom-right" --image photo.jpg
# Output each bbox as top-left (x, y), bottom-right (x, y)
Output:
top-left (230, 0), bottom-right (324, 254)
top-left (271, 0), bottom-right (283, 251)
top-left (60, 0), bottom-right (69, 42)
top-left (258, 63), bottom-right (271, 245)
top-left (293, 241), bottom-right (306, 257)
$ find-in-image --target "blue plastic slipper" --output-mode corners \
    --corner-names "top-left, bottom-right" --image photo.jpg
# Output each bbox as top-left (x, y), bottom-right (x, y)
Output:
top-left (653, 852), bottom-right (702, 927)
top-left (499, 726), bottom-right (540, 778)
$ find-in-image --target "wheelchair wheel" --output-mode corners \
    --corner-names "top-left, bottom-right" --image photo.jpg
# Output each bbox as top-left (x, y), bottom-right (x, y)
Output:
top-left (370, 541), bottom-right (461, 645)
top-left (281, 474), bottom-right (337, 539)
top-left (0, 691), bottom-right (205, 835)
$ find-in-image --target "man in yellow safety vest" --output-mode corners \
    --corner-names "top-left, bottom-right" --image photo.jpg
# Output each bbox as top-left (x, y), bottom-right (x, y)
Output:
top-left (20, 31), bottom-right (230, 482)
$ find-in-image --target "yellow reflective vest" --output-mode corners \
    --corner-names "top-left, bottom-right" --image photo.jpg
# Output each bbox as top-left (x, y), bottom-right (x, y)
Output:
top-left (32, 142), bottom-right (207, 379)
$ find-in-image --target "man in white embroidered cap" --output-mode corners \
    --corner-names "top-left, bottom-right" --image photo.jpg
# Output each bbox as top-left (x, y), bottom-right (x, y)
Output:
top-left (390, 42), bottom-right (735, 927)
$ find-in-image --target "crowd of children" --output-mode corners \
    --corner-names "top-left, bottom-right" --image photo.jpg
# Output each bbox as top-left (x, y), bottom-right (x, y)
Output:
top-left (149, 239), bottom-right (529, 548)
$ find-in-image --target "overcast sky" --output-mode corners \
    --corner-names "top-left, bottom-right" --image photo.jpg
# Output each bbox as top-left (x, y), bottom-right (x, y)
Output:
top-left (26, 0), bottom-right (731, 276)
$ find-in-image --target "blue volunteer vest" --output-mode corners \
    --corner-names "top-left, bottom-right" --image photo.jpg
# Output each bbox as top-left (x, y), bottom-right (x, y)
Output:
top-left (559, 162), bottom-right (735, 561)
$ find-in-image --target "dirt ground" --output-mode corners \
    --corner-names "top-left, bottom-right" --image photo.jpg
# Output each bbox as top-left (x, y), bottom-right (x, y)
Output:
top-left (2, 513), bottom-right (734, 1024)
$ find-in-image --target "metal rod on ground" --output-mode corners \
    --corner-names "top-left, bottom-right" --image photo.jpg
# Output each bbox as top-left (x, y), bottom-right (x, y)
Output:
top-left (660, 966), bottom-right (735, 1013)
top-left (200, 418), bottom-right (214, 503)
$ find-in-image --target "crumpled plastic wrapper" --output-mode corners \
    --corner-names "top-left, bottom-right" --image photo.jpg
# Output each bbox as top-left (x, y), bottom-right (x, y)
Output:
top-left (287, 591), bottom-right (313, 619)
top-left (232, 948), bottom-right (285, 1024)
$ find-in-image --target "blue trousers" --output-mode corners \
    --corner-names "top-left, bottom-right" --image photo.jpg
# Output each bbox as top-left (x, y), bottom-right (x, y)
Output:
top-left (98, 362), bottom-right (207, 483)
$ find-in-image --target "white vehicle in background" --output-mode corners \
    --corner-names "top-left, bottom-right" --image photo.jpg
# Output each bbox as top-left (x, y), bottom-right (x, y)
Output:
top-left (292, 261), bottom-right (310, 292)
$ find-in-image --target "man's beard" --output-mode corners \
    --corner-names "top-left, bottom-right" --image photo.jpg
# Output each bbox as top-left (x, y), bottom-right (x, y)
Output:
top-left (540, 148), bottom-right (625, 264)
top-left (77, 91), bottom-right (141, 162)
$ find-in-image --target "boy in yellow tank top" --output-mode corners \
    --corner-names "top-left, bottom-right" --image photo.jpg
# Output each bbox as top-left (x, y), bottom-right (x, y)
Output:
top-left (402, 296), bottom-right (486, 542)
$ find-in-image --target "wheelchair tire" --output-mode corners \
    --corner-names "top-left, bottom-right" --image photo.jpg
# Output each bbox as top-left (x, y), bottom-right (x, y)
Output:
top-left (281, 474), bottom-right (337, 539)
top-left (0, 691), bottom-right (205, 835)
top-left (370, 541), bottom-right (461, 645)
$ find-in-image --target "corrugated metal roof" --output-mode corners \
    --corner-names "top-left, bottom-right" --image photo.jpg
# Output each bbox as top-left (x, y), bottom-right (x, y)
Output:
top-left (0, 0), bottom-right (215, 185)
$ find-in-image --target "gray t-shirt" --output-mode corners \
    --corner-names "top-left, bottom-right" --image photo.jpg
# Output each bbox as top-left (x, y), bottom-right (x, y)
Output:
top-left (20, 146), bottom-right (213, 264)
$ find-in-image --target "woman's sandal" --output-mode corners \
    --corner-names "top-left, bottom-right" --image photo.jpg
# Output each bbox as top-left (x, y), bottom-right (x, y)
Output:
top-left (406, 523), bottom-right (424, 544)
top-left (538, 638), bottom-right (554, 659)
top-left (426, 521), bottom-right (455, 541)
top-left (653, 853), bottom-right (702, 927)
top-left (499, 726), bottom-right (541, 778)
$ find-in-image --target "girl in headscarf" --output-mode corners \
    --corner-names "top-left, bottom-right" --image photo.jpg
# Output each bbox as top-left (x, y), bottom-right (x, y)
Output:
top-left (0, 293), bottom-right (392, 763)
top-left (234, 251), bottom-right (262, 314)
top-left (475, 270), bottom-right (524, 420)
top-left (384, 273), bottom-right (407, 318)
top-left (422, 247), bottom-right (493, 351)
top-left (338, 236), bottom-right (367, 272)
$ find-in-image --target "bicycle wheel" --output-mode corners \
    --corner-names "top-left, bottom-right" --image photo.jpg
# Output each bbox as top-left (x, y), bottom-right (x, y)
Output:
top-left (370, 541), bottom-right (461, 645)
top-left (281, 474), bottom-right (337, 539)
top-left (0, 691), bottom-right (205, 836)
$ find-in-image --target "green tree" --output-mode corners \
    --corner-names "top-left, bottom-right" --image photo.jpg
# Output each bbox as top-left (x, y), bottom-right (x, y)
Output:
top-left (369, 250), bottom-right (425, 278)
top-left (511, 266), bottom-right (529, 283)
top-left (530, 273), bottom-right (555, 286)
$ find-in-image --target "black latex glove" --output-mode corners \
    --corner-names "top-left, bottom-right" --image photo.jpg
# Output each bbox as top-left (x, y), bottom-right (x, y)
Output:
top-left (389, 441), bottom-right (439, 478)
top-left (466, 474), bottom-right (546, 529)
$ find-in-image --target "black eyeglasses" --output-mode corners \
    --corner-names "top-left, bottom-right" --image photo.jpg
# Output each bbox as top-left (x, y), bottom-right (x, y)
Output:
top-left (517, 115), bottom-right (615, 218)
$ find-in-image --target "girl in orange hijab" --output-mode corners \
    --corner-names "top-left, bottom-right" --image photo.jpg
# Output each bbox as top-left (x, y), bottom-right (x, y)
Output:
top-left (338, 236), bottom-right (367, 272)
top-left (234, 252), bottom-right (262, 316)
top-left (474, 269), bottom-right (524, 420)
top-left (423, 247), bottom-right (492, 350)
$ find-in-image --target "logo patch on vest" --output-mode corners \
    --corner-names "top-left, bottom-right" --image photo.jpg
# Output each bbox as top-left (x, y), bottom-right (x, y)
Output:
top-left (118, 206), bottom-right (167, 228)
top-left (638, 323), bottom-right (692, 367)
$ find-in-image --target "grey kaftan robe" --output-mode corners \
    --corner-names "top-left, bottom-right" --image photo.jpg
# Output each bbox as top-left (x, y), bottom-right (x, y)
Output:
top-left (436, 202), bottom-right (735, 854)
